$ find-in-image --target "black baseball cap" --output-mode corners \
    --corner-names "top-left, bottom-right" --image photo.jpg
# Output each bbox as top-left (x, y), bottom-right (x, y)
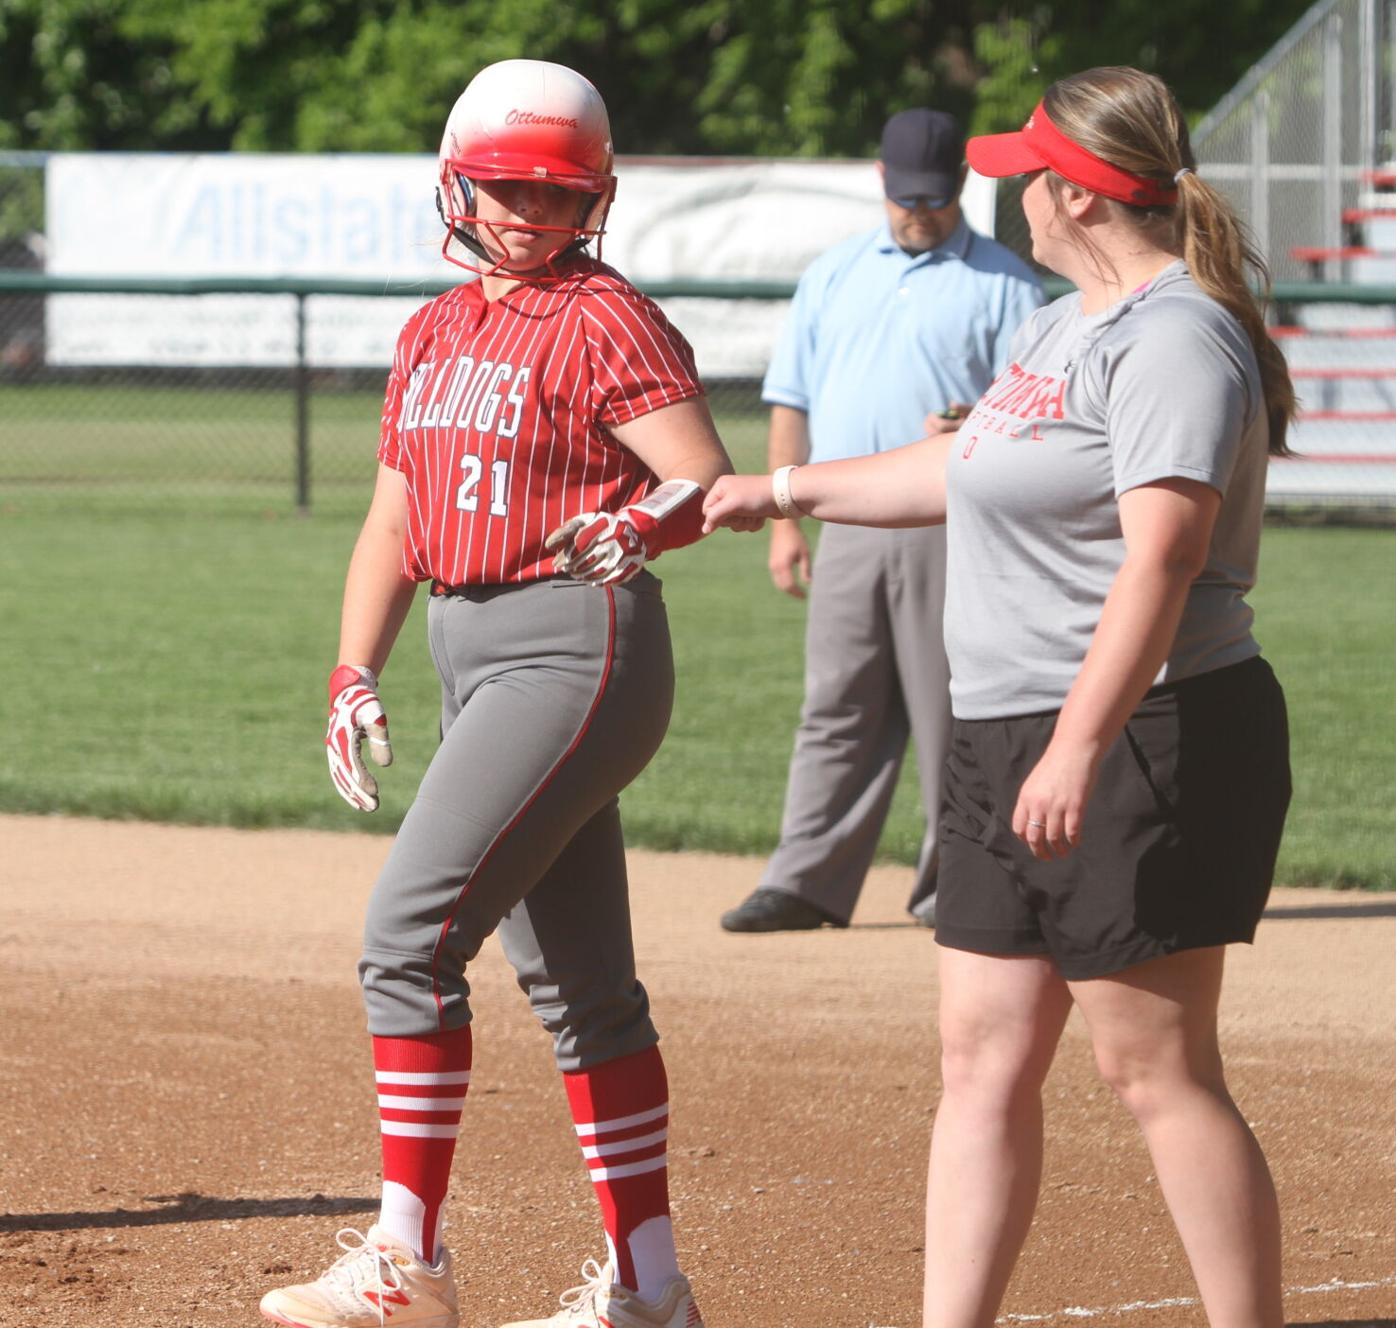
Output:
top-left (880, 109), bottom-right (965, 201)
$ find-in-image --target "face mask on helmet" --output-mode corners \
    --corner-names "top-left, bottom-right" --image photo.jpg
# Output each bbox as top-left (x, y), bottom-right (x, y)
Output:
top-left (434, 171), bottom-right (609, 277)
top-left (435, 59), bottom-right (616, 279)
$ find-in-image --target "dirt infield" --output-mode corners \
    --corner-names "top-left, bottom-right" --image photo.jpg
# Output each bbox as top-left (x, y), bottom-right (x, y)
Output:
top-left (1, 814), bottom-right (1392, 1328)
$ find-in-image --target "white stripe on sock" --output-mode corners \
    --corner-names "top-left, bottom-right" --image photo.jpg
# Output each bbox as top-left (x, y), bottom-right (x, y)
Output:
top-left (380, 1121), bottom-right (462, 1139)
top-left (584, 1154), bottom-right (669, 1181)
top-left (572, 1102), bottom-right (668, 1137)
top-left (579, 1126), bottom-right (668, 1160)
top-left (377, 1094), bottom-right (468, 1111)
top-left (375, 1070), bottom-right (471, 1086)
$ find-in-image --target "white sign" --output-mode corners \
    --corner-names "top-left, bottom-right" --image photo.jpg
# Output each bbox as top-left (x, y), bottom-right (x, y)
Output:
top-left (45, 152), bottom-right (997, 374)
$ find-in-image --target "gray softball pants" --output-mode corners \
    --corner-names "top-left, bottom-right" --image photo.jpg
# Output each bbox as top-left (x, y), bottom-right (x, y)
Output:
top-left (761, 522), bottom-right (951, 921)
top-left (359, 573), bottom-right (674, 1072)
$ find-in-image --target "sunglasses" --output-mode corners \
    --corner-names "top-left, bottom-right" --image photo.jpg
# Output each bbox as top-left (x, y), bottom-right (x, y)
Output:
top-left (890, 194), bottom-right (955, 212)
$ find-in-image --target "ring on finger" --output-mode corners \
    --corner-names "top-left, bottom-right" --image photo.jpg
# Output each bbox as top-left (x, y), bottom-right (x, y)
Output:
top-left (1027, 818), bottom-right (1046, 829)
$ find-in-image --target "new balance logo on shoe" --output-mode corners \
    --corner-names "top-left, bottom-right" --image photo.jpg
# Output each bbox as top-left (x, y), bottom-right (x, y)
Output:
top-left (365, 1285), bottom-right (412, 1313)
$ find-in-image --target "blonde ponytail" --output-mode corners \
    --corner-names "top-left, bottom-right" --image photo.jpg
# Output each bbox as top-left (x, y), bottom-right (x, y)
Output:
top-left (1046, 69), bottom-right (1295, 456)
top-left (1173, 170), bottom-right (1294, 456)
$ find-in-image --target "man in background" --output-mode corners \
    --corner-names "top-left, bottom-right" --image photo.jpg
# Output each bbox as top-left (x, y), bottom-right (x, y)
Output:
top-left (721, 108), bottom-right (1043, 934)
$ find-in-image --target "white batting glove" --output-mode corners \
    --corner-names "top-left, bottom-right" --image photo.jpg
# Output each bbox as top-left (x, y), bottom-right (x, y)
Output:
top-left (546, 479), bottom-right (704, 587)
top-left (546, 510), bottom-right (649, 585)
top-left (325, 663), bottom-right (393, 812)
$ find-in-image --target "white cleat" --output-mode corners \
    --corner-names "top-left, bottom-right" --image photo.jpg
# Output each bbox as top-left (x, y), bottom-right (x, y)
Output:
top-left (260, 1225), bottom-right (459, 1328)
top-left (499, 1258), bottom-right (703, 1328)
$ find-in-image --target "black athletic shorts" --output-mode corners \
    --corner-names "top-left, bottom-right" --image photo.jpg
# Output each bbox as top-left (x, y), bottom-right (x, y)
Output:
top-left (934, 655), bottom-right (1291, 980)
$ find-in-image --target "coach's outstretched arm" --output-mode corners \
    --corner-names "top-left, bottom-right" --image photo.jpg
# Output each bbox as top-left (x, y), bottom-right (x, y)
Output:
top-left (325, 464), bottom-right (418, 812)
top-left (702, 434), bottom-right (952, 533)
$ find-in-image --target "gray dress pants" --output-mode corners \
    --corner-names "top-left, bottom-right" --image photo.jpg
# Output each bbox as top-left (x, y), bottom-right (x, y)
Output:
top-left (760, 522), bottom-right (951, 922)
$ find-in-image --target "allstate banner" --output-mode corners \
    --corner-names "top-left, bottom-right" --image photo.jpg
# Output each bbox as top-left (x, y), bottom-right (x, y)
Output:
top-left (45, 153), bottom-right (996, 375)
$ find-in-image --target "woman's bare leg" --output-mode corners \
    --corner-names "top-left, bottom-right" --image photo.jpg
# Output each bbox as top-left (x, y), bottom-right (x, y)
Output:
top-left (1070, 947), bottom-right (1283, 1328)
top-left (923, 949), bottom-right (1072, 1328)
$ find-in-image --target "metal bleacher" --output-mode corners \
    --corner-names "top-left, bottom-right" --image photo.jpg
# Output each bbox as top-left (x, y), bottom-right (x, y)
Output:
top-left (1191, 0), bottom-right (1396, 512)
top-left (1275, 167), bottom-right (1396, 503)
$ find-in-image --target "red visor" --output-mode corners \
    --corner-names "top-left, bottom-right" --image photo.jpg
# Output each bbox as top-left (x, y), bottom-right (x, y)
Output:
top-left (966, 102), bottom-right (1178, 207)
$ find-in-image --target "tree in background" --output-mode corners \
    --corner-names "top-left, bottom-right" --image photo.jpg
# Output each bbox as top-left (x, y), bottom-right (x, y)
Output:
top-left (0, 0), bottom-right (1320, 156)
top-left (78, 0), bottom-right (972, 156)
top-left (0, 0), bottom-right (220, 149)
top-left (969, 1), bottom-right (1317, 134)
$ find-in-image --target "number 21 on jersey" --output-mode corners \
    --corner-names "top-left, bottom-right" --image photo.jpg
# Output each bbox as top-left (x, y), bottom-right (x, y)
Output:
top-left (456, 455), bottom-right (509, 515)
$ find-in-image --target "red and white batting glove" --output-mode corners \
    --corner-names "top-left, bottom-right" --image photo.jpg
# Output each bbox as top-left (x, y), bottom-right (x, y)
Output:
top-left (546, 479), bottom-right (705, 586)
top-left (325, 663), bottom-right (393, 812)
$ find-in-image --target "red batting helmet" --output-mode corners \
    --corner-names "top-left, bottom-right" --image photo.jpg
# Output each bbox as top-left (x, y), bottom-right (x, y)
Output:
top-left (436, 59), bottom-right (616, 275)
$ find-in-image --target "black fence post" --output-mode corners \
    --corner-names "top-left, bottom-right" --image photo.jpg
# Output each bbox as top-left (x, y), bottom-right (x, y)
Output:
top-left (295, 291), bottom-right (310, 513)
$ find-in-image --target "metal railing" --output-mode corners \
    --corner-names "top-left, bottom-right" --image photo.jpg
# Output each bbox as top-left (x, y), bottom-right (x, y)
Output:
top-left (1191, 0), bottom-right (1390, 284)
top-left (0, 272), bottom-right (805, 510)
top-left (1, 272), bottom-right (1391, 514)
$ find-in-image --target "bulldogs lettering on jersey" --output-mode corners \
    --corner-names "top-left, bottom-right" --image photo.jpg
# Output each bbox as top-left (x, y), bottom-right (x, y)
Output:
top-left (379, 261), bottom-right (703, 587)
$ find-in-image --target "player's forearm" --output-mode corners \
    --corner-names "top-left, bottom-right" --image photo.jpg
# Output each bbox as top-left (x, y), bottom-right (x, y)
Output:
top-left (337, 521), bottom-right (419, 677)
top-left (785, 438), bottom-right (950, 527)
top-left (598, 398), bottom-right (738, 560)
top-left (652, 441), bottom-right (733, 490)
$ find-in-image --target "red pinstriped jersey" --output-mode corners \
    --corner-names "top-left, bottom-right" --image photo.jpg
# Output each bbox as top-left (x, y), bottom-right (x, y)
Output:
top-left (378, 259), bottom-right (704, 586)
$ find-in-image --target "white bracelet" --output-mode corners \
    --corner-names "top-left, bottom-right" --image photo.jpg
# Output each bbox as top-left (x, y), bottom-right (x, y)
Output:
top-left (771, 464), bottom-right (806, 518)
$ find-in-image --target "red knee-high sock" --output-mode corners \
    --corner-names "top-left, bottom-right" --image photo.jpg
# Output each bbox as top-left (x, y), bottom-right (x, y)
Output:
top-left (564, 1045), bottom-right (679, 1298)
top-left (372, 1026), bottom-right (472, 1264)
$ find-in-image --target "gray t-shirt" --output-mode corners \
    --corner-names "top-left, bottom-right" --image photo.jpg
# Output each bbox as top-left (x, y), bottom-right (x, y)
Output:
top-left (944, 262), bottom-right (1269, 720)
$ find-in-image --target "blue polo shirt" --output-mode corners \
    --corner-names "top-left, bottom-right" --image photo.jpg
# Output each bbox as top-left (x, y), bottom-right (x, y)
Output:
top-left (762, 219), bottom-right (1044, 462)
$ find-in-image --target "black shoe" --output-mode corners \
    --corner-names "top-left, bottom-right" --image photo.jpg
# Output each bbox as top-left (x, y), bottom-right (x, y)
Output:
top-left (720, 888), bottom-right (848, 933)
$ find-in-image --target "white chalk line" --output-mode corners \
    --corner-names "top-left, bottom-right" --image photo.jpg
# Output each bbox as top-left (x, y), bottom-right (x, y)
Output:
top-left (997, 1273), bottom-right (1396, 1323)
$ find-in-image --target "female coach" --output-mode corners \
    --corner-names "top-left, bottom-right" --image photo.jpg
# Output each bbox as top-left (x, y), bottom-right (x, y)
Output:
top-left (261, 59), bottom-right (748, 1328)
top-left (703, 66), bottom-right (1293, 1328)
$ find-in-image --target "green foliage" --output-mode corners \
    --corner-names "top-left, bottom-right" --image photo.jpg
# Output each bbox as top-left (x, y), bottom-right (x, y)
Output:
top-left (0, 167), bottom-right (42, 248)
top-left (969, 1), bottom-right (1319, 134)
top-left (0, 0), bottom-right (1321, 155)
top-left (0, 0), bottom-right (217, 148)
top-left (683, 0), bottom-right (976, 157)
top-left (116, 0), bottom-right (412, 150)
top-left (969, 15), bottom-right (1064, 135)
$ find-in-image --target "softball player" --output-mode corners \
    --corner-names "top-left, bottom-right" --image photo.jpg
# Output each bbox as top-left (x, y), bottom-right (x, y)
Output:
top-left (705, 66), bottom-right (1293, 1328)
top-left (260, 59), bottom-right (742, 1328)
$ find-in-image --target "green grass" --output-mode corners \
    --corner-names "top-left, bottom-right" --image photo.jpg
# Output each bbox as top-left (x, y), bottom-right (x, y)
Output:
top-left (0, 499), bottom-right (933, 857)
top-left (1248, 528), bottom-right (1395, 888)
top-left (1, 385), bottom-right (1392, 887)
top-left (0, 383), bottom-right (383, 515)
top-left (0, 383), bottom-right (769, 517)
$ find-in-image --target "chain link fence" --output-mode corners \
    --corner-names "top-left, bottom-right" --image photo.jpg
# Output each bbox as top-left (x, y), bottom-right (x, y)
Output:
top-left (5, 118), bottom-right (1396, 515)
top-left (0, 155), bottom-right (44, 381)
top-left (0, 277), bottom-right (771, 518)
top-left (0, 150), bottom-right (779, 516)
